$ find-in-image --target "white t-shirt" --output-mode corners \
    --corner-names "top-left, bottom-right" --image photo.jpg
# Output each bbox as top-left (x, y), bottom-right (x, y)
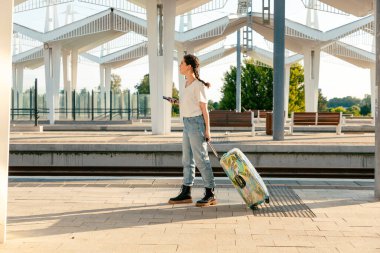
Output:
top-left (180, 79), bottom-right (208, 118)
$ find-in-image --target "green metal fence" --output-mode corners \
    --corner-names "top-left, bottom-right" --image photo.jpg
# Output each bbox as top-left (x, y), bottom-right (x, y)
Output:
top-left (11, 81), bottom-right (151, 122)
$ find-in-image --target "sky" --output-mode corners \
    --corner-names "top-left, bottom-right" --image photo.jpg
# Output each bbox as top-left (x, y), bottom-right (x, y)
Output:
top-left (15, 0), bottom-right (372, 102)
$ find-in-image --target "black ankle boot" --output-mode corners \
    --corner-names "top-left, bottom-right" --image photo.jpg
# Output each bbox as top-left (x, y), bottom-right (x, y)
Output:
top-left (168, 185), bottom-right (192, 204)
top-left (196, 188), bottom-right (217, 207)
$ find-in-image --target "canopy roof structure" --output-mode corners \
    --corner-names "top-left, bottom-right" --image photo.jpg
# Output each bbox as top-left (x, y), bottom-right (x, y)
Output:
top-left (82, 41), bottom-right (147, 68)
top-left (13, 8), bottom-right (146, 52)
top-left (13, 9), bottom-right (375, 70)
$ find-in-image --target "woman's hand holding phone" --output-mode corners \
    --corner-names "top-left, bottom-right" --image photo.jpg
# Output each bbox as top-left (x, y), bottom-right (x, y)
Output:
top-left (163, 96), bottom-right (179, 105)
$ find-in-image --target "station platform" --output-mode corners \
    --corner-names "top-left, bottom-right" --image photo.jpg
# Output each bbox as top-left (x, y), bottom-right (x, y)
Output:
top-left (2, 123), bottom-right (380, 252)
top-left (0, 177), bottom-right (379, 253)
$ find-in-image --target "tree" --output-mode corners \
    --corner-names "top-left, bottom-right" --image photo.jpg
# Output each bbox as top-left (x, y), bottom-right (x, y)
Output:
top-left (330, 106), bottom-right (347, 113)
top-left (318, 88), bottom-right (328, 112)
top-left (360, 94), bottom-right (371, 116)
top-left (134, 74), bottom-right (178, 97)
top-left (288, 63), bottom-right (305, 114)
top-left (79, 87), bottom-right (88, 96)
top-left (111, 73), bottom-right (122, 92)
top-left (208, 100), bottom-right (219, 111)
top-left (171, 84), bottom-right (180, 116)
top-left (219, 60), bottom-right (273, 111)
top-left (346, 105), bottom-right (360, 116)
top-left (134, 74), bottom-right (180, 116)
top-left (172, 84), bottom-right (179, 99)
top-left (327, 96), bottom-right (360, 108)
top-left (218, 66), bottom-right (237, 110)
top-left (135, 74), bottom-right (150, 94)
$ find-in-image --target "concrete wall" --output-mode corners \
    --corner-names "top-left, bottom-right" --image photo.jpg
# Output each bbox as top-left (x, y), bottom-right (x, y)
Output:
top-left (9, 144), bottom-right (374, 172)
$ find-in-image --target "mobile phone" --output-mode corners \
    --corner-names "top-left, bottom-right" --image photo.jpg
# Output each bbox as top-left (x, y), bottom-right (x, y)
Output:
top-left (162, 96), bottom-right (171, 101)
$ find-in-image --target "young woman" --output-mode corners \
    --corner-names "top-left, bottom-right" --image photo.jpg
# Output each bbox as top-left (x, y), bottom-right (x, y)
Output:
top-left (168, 54), bottom-right (217, 207)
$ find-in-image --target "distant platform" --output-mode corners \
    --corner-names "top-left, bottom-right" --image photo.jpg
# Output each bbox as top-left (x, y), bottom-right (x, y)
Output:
top-left (9, 130), bottom-right (375, 178)
top-left (10, 117), bottom-right (375, 132)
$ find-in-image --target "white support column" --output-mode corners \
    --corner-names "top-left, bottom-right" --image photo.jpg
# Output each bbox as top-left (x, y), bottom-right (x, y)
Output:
top-left (52, 45), bottom-right (61, 120)
top-left (99, 65), bottom-right (105, 94)
top-left (179, 15), bottom-right (185, 32)
top-left (44, 44), bottom-right (61, 124)
top-left (371, 65), bottom-right (376, 124)
top-left (15, 65), bottom-right (24, 108)
top-left (179, 12), bottom-right (192, 32)
top-left (147, 0), bottom-right (175, 134)
top-left (186, 12), bottom-right (193, 30)
top-left (105, 67), bottom-right (111, 93)
top-left (45, 1), bottom-right (59, 32)
top-left (44, 45), bottom-right (54, 124)
top-left (12, 64), bottom-right (16, 108)
top-left (162, 0), bottom-right (176, 133)
top-left (303, 48), bottom-right (320, 112)
top-left (11, 65), bottom-right (24, 109)
top-left (63, 52), bottom-right (68, 91)
top-left (147, 1), bottom-right (159, 133)
top-left (62, 52), bottom-right (72, 114)
top-left (105, 66), bottom-right (111, 110)
top-left (284, 64), bottom-right (291, 118)
top-left (71, 50), bottom-right (78, 91)
top-left (304, 0), bottom-right (319, 114)
top-left (53, 1), bottom-right (59, 29)
top-left (64, 3), bottom-right (76, 25)
top-left (99, 65), bottom-right (105, 109)
top-left (177, 45), bottom-right (186, 121)
top-left (306, 0), bottom-right (319, 29)
top-left (0, 0), bottom-right (13, 244)
top-left (45, 4), bottom-right (50, 32)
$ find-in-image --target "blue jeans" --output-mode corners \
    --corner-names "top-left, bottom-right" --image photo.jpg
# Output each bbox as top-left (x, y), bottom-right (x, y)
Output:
top-left (182, 115), bottom-right (216, 189)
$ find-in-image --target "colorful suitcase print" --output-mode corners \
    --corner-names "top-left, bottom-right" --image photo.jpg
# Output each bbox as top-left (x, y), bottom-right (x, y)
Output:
top-left (207, 143), bottom-right (270, 209)
top-left (220, 148), bottom-right (270, 209)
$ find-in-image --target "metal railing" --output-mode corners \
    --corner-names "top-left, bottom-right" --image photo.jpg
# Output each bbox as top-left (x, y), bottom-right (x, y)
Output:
top-left (301, 0), bottom-right (349, 15)
top-left (14, 0), bottom-right (74, 13)
top-left (11, 80), bottom-right (152, 123)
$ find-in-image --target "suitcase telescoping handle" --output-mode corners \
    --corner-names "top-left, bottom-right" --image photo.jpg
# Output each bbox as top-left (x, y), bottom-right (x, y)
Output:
top-left (207, 140), bottom-right (247, 189)
top-left (206, 139), bottom-right (220, 160)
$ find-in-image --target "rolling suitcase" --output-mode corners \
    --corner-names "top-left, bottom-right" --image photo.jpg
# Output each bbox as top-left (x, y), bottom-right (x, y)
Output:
top-left (208, 143), bottom-right (270, 209)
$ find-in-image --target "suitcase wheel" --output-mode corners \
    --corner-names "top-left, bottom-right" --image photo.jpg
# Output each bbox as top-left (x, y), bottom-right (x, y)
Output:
top-left (250, 204), bottom-right (259, 210)
top-left (265, 197), bottom-right (270, 204)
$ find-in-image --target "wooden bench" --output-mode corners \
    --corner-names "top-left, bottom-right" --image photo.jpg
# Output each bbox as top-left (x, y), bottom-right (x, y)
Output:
top-left (209, 110), bottom-right (256, 136)
top-left (289, 112), bottom-right (342, 135)
top-left (209, 110), bottom-right (273, 136)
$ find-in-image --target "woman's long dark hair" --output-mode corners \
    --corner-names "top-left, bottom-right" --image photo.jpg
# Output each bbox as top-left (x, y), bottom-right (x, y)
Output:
top-left (183, 54), bottom-right (210, 88)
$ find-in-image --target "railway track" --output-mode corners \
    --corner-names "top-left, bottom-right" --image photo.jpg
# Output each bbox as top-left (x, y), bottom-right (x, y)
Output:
top-left (9, 166), bottom-right (374, 179)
